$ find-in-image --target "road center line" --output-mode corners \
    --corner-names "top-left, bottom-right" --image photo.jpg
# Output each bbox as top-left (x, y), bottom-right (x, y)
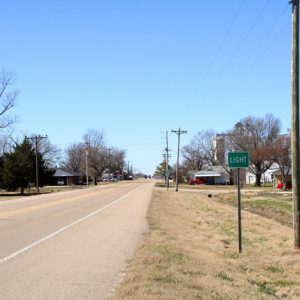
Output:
top-left (0, 186), bottom-right (141, 265)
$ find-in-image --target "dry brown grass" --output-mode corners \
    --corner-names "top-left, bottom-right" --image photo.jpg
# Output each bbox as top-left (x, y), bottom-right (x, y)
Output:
top-left (110, 189), bottom-right (300, 300)
top-left (0, 185), bottom-right (85, 200)
top-left (215, 191), bottom-right (293, 228)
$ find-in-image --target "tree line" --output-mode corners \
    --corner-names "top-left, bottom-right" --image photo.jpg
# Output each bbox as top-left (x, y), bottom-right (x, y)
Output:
top-left (156, 114), bottom-right (290, 188)
top-left (64, 129), bottom-right (126, 185)
top-left (181, 114), bottom-right (290, 187)
top-left (0, 129), bottom-right (126, 194)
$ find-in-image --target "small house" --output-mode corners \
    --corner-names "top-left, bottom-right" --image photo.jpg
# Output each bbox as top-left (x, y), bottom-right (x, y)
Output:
top-left (53, 167), bottom-right (81, 186)
top-left (189, 166), bottom-right (229, 185)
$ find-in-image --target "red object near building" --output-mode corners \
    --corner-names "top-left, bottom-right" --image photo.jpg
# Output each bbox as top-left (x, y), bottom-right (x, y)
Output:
top-left (276, 182), bottom-right (292, 189)
top-left (188, 179), bottom-right (205, 185)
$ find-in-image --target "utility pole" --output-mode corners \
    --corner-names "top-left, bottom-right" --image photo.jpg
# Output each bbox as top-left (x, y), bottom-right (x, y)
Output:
top-left (120, 152), bottom-right (124, 180)
top-left (162, 152), bottom-right (167, 185)
top-left (165, 131), bottom-right (171, 189)
top-left (290, 0), bottom-right (300, 248)
top-left (25, 135), bottom-right (47, 194)
top-left (172, 128), bottom-right (187, 192)
top-left (107, 148), bottom-right (112, 182)
top-left (85, 143), bottom-right (89, 187)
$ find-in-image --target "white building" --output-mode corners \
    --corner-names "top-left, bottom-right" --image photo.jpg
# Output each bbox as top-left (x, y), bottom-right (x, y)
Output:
top-left (213, 134), bottom-right (226, 164)
top-left (245, 163), bottom-right (279, 185)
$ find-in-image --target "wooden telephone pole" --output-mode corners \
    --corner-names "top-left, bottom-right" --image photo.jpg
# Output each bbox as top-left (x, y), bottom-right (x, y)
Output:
top-left (172, 128), bottom-right (187, 192)
top-left (25, 135), bottom-right (47, 194)
top-left (290, 0), bottom-right (300, 248)
top-left (165, 131), bottom-right (171, 189)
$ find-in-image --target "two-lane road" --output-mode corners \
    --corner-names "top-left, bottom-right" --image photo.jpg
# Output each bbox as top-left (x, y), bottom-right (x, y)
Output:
top-left (0, 180), bottom-right (153, 299)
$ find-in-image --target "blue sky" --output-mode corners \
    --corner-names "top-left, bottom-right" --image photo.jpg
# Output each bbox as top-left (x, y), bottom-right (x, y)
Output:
top-left (0, 0), bottom-right (293, 174)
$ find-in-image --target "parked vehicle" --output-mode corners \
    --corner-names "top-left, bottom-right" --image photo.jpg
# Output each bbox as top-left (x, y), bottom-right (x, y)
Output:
top-left (188, 179), bottom-right (205, 185)
top-left (276, 182), bottom-right (292, 189)
top-left (57, 179), bottom-right (65, 185)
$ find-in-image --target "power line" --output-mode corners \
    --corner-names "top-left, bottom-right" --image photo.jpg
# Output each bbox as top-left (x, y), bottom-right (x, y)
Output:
top-left (221, 21), bottom-right (290, 98)
top-left (199, 0), bottom-right (287, 102)
top-left (195, 0), bottom-right (246, 95)
top-left (242, 3), bottom-right (289, 69)
top-left (240, 23), bottom-right (290, 78)
top-left (215, 0), bottom-right (271, 83)
top-left (222, 4), bottom-right (290, 93)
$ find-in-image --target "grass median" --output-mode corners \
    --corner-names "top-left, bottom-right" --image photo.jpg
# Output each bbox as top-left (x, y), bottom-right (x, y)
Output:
top-left (110, 188), bottom-right (299, 299)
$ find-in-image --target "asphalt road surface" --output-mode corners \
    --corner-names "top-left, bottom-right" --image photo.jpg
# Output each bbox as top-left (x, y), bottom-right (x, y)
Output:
top-left (0, 180), bottom-right (153, 299)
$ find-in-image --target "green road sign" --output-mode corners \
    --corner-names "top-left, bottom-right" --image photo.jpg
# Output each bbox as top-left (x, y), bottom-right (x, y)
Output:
top-left (228, 152), bottom-right (249, 168)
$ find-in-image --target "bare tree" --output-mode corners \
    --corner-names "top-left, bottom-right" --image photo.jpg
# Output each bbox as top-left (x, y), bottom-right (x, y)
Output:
top-left (0, 69), bottom-right (18, 129)
top-left (199, 130), bottom-right (219, 166)
top-left (109, 148), bottom-right (126, 175)
top-left (227, 114), bottom-right (281, 186)
top-left (64, 142), bottom-right (86, 174)
top-left (35, 138), bottom-right (61, 168)
top-left (64, 130), bottom-right (126, 184)
top-left (0, 69), bottom-right (19, 155)
top-left (171, 163), bottom-right (187, 183)
top-left (182, 144), bottom-right (205, 171)
top-left (83, 129), bottom-right (107, 185)
top-left (0, 133), bottom-right (14, 156)
top-left (182, 130), bottom-right (218, 171)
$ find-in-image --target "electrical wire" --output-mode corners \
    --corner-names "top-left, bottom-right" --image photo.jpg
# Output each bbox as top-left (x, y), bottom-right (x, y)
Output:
top-left (207, 3), bottom-right (290, 99)
top-left (215, 0), bottom-right (272, 83)
top-left (195, 0), bottom-right (246, 95)
top-left (223, 21), bottom-right (290, 97)
top-left (242, 4), bottom-right (289, 70)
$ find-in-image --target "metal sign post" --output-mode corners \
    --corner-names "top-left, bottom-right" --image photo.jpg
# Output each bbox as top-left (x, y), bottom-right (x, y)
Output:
top-left (165, 172), bottom-right (170, 190)
top-left (228, 152), bottom-right (249, 254)
top-left (237, 168), bottom-right (242, 253)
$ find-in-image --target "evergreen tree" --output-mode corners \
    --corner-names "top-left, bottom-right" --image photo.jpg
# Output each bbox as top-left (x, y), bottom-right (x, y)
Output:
top-left (38, 151), bottom-right (55, 187)
top-left (154, 161), bottom-right (172, 177)
top-left (1, 140), bottom-right (35, 194)
top-left (0, 139), bottom-right (54, 194)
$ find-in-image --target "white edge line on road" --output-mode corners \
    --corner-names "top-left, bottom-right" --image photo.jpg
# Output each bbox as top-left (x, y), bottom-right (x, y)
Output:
top-left (0, 186), bottom-right (142, 265)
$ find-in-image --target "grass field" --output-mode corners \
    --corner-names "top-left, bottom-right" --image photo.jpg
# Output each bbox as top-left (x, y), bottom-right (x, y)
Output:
top-left (110, 187), bottom-right (299, 300)
top-left (214, 190), bottom-right (292, 228)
